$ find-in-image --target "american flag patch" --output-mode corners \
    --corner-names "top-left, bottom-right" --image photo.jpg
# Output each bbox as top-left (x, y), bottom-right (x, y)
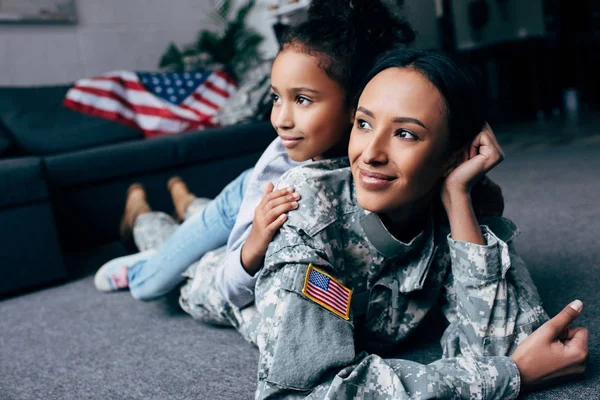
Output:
top-left (302, 264), bottom-right (352, 320)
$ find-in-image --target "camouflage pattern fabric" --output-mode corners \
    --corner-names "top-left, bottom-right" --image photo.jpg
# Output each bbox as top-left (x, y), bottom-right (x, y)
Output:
top-left (252, 159), bottom-right (548, 400)
top-left (179, 246), bottom-right (261, 346)
top-left (132, 196), bottom-right (211, 252)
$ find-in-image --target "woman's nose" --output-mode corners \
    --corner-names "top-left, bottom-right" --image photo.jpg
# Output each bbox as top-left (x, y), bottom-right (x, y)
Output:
top-left (362, 132), bottom-right (389, 165)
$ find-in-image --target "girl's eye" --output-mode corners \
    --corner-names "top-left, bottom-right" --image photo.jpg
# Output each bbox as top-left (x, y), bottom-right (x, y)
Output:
top-left (395, 129), bottom-right (418, 140)
top-left (296, 95), bottom-right (311, 105)
top-left (270, 93), bottom-right (281, 104)
top-left (356, 119), bottom-right (372, 130)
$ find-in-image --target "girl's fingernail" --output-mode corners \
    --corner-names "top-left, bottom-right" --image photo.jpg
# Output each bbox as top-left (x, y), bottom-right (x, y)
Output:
top-left (569, 300), bottom-right (583, 313)
top-left (291, 202), bottom-right (298, 208)
top-left (293, 193), bottom-right (300, 199)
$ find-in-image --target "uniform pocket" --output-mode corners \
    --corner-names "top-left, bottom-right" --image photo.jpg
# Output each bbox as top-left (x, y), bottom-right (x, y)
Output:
top-left (365, 276), bottom-right (401, 342)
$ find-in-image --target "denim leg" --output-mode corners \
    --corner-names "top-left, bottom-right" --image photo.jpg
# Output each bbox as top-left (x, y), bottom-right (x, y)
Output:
top-left (128, 168), bottom-right (253, 301)
top-left (184, 197), bottom-right (212, 221)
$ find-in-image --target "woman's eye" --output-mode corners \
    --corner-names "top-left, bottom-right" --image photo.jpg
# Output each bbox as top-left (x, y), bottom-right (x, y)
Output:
top-left (270, 93), bottom-right (281, 104)
top-left (296, 95), bottom-right (311, 105)
top-left (395, 129), bottom-right (418, 140)
top-left (356, 119), bottom-right (372, 130)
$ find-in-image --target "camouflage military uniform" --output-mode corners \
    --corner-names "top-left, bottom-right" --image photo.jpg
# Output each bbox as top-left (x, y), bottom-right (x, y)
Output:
top-left (179, 246), bottom-right (262, 346)
top-left (253, 158), bottom-right (548, 399)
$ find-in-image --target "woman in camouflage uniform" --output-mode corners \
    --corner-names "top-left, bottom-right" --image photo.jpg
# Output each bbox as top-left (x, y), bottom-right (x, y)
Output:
top-left (248, 49), bottom-right (588, 399)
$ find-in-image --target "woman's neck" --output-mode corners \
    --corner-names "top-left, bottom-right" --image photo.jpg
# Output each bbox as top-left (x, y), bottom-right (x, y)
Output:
top-left (379, 192), bottom-right (435, 243)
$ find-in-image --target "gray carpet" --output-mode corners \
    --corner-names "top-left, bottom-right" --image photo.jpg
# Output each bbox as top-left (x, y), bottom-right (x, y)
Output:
top-left (1, 140), bottom-right (599, 399)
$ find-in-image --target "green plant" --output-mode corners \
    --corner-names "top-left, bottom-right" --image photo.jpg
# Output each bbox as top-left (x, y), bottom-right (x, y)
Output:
top-left (159, 0), bottom-right (264, 80)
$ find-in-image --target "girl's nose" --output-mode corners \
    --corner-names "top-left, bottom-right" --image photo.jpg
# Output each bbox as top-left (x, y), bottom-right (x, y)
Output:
top-left (274, 104), bottom-right (294, 130)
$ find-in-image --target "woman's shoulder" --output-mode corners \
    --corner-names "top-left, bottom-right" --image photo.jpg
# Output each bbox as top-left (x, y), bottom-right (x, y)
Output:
top-left (277, 158), bottom-right (350, 189)
top-left (277, 158), bottom-right (358, 237)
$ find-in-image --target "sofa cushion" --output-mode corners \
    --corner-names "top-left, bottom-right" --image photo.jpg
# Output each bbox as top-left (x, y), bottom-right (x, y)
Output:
top-left (0, 85), bottom-right (141, 155)
top-left (45, 121), bottom-right (276, 188)
top-left (0, 157), bottom-right (48, 210)
top-left (0, 121), bottom-right (15, 156)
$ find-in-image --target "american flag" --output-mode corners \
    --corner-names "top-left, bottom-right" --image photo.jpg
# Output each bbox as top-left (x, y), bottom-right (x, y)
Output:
top-left (303, 265), bottom-right (352, 320)
top-left (64, 70), bottom-right (237, 137)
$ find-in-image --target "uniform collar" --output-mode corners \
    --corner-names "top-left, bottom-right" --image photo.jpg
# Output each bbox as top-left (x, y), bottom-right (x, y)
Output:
top-left (360, 211), bottom-right (436, 293)
top-left (359, 211), bottom-right (428, 259)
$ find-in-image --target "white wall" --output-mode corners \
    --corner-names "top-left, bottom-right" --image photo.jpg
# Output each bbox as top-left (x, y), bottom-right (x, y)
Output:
top-left (4, 1), bottom-right (542, 86)
top-left (244, 0), bottom-right (279, 59)
top-left (0, 0), bottom-right (233, 86)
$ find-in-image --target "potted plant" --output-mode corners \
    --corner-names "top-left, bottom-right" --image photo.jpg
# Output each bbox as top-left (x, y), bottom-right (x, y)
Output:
top-left (159, 0), bottom-right (264, 81)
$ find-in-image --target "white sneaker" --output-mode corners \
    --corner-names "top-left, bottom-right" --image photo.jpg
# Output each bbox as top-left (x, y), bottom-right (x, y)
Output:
top-left (94, 249), bottom-right (156, 292)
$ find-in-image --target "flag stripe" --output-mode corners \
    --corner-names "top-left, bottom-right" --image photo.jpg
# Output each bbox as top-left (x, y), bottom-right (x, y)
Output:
top-left (326, 280), bottom-right (351, 299)
top-left (203, 81), bottom-right (230, 98)
top-left (306, 287), bottom-right (348, 314)
top-left (64, 69), bottom-right (235, 137)
top-left (215, 70), bottom-right (237, 87)
top-left (306, 285), bottom-right (348, 315)
top-left (65, 90), bottom-right (198, 132)
top-left (307, 282), bottom-right (348, 306)
top-left (311, 285), bottom-right (349, 307)
top-left (66, 87), bottom-right (200, 123)
top-left (70, 80), bottom-right (203, 121)
top-left (64, 98), bottom-right (208, 137)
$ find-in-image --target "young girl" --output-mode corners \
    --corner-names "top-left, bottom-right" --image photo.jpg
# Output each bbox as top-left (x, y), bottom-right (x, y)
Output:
top-left (94, 0), bottom-right (417, 306)
top-left (251, 49), bottom-right (588, 398)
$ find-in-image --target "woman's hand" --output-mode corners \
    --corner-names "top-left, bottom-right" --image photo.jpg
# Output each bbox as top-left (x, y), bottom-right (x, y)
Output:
top-left (442, 123), bottom-right (504, 201)
top-left (510, 300), bottom-right (588, 392)
top-left (441, 124), bottom-right (504, 245)
top-left (241, 182), bottom-right (300, 275)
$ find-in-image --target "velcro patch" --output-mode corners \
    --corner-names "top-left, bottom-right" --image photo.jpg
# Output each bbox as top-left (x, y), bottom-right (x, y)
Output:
top-left (302, 264), bottom-right (352, 320)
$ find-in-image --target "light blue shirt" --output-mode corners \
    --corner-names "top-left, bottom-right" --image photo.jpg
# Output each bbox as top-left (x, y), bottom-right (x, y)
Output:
top-left (215, 137), bottom-right (307, 307)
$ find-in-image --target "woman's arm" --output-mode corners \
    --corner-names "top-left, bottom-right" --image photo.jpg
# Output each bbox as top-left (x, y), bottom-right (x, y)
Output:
top-left (439, 217), bottom-right (549, 359)
top-left (255, 226), bottom-right (525, 400)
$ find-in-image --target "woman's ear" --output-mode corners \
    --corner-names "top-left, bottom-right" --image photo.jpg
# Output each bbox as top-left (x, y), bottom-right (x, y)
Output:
top-left (442, 146), bottom-right (469, 178)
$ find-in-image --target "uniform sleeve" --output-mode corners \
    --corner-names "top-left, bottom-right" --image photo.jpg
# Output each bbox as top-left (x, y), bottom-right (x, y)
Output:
top-left (439, 223), bottom-right (549, 374)
top-left (255, 225), bottom-right (528, 400)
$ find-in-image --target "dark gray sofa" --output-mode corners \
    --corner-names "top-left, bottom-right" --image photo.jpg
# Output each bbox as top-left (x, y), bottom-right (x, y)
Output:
top-left (0, 85), bottom-right (274, 298)
top-left (0, 86), bottom-right (598, 399)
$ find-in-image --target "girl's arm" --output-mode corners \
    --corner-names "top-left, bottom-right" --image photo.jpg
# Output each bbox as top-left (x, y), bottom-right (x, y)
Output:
top-left (215, 138), bottom-right (305, 308)
top-left (240, 182), bottom-right (299, 274)
top-left (215, 184), bottom-right (299, 308)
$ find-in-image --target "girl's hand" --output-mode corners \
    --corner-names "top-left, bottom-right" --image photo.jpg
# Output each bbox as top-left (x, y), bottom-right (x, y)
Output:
top-left (510, 301), bottom-right (588, 392)
top-left (241, 182), bottom-right (300, 275)
top-left (442, 123), bottom-right (505, 200)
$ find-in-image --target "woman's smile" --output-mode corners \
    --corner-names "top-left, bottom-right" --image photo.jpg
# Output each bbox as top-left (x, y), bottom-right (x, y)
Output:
top-left (357, 167), bottom-right (397, 190)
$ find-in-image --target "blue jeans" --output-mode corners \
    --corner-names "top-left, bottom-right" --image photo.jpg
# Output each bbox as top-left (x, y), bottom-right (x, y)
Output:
top-left (128, 169), bottom-right (253, 301)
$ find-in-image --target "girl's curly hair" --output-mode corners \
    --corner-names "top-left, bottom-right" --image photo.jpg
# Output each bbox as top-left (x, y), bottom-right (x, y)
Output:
top-left (282, 0), bottom-right (415, 104)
